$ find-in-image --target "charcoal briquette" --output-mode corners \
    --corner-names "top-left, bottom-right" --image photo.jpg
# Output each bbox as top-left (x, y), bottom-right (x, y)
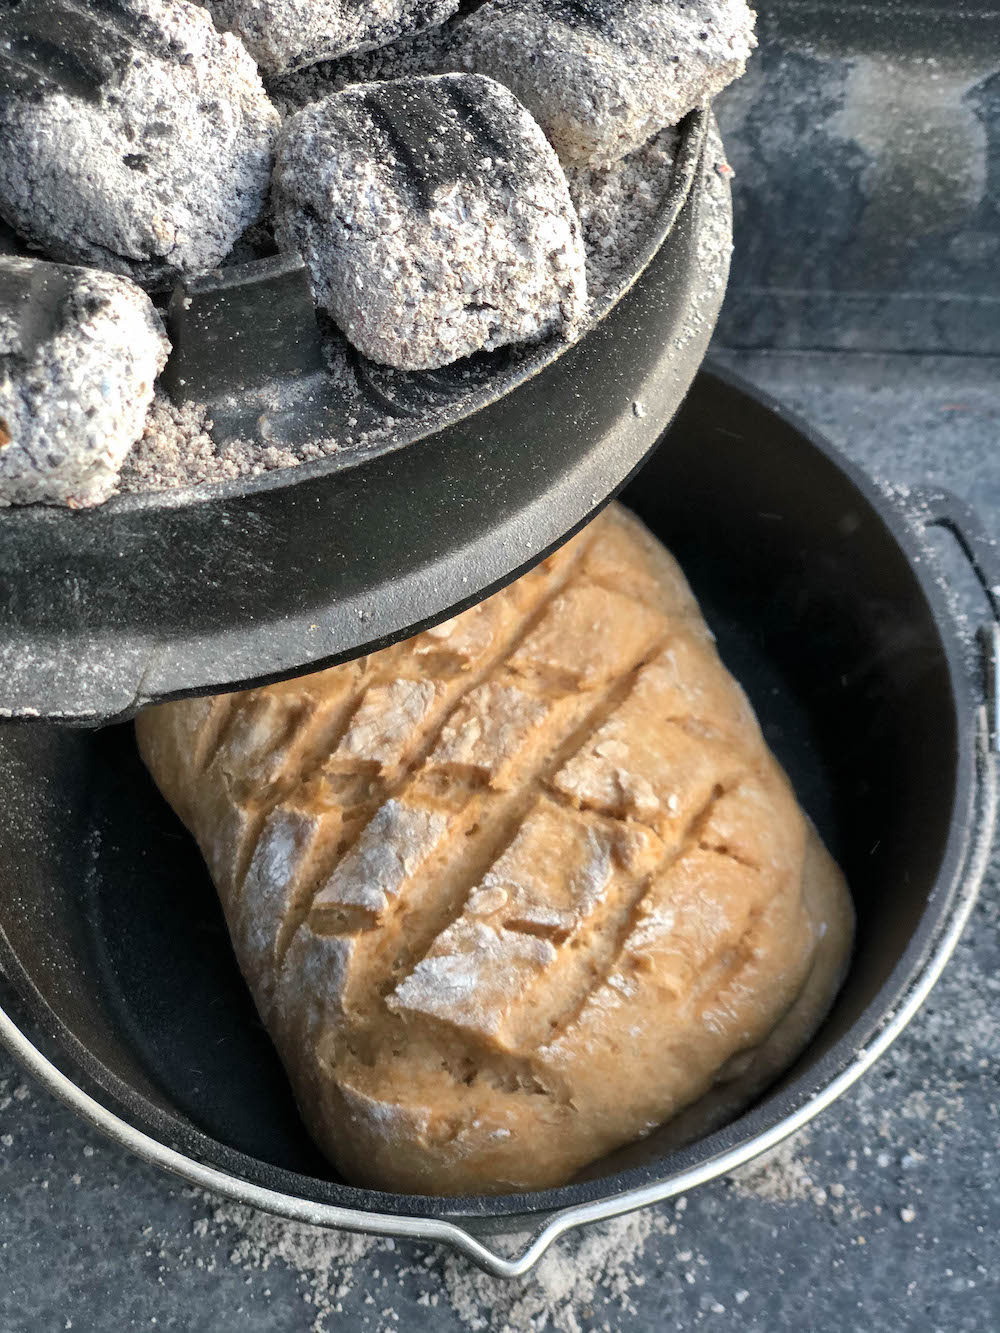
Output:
top-left (208, 0), bottom-right (460, 76)
top-left (0, 0), bottom-right (280, 288)
top-left (455, 0), bottom-right (757, 167)
top-left (0, 257), bottom-right (169, 507)
top-left (273, 74), bottom-right (587, 370)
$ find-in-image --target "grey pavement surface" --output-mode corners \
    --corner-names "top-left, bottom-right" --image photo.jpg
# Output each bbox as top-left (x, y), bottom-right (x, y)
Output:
top-left (1, 349), bottom-right (998, 1332)
top-left (714, 4), bottom-right (1000, 354)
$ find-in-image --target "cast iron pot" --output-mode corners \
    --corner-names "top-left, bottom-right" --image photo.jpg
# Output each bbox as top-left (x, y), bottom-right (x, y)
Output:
top-left (0, 368), bottom-right (996, 1276)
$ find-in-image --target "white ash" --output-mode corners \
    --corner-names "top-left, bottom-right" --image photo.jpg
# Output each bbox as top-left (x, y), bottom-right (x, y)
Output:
top-left (203, 1194), bottom-right (672, 1332)
top-left (119, 394), bottom-right (233, 494)
top-left (208, 0), bottom-right (460, 76)
top-left (439, 1208), bottom-right (669, 1331)
top-left (0, 0), bottom-right (280, 289)
top-left (670, 118), bottom-right (734, 355)
top-left (272, 74), bottom-right (587, 371)
top-left (565, 125), bottom-right (680, 305)
top-left (0, 258), bottom-right (168, 507)
top-left (119, 392), bottom-right (305, 493)
top-left (728, 1130), bottom-right (824, 1205)
top-left (117, 328), bottom-right (362, 494)
top-left (453, 0), bottom-right (757, 167)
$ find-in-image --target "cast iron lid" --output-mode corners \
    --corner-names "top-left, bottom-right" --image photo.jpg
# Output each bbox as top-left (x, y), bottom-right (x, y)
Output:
top-left (0, 110), bottom-right (728, 726)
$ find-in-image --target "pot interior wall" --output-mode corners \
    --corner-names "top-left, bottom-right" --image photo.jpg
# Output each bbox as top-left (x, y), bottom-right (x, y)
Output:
top-left (0, 372), bottom-right (962, 1204)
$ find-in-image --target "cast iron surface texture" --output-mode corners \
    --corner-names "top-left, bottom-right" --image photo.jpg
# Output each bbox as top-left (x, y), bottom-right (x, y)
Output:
top-left (713, 1), bottom-right (1000, 354)
top-left (0, 351), bottom-right (998, 1328)
top-left (0, 113), bottom-right (720, 727)
top-left (0, 361), bottom-right (996, 1245)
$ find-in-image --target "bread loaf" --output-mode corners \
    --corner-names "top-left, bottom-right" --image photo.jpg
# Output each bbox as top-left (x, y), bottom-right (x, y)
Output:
top-left (136, 506), bottom-right (853, 1195)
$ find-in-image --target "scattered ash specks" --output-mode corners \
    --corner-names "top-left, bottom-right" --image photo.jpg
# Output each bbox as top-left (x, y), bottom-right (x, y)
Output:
top-left (728, 1131), bottom-right (824, 1205)
top-left (566, 126), bottom-right (680, 306)
top-left (183, 1197), bottom-right (675, 1333)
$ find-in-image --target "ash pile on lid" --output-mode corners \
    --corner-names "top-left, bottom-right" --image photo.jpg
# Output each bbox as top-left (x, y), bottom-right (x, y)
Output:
top-left (0, 0), bottom-right (752, 505)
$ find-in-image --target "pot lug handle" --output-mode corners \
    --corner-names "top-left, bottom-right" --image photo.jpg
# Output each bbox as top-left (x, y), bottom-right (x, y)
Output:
top-left (904, 485), bottom-right (1000, 754)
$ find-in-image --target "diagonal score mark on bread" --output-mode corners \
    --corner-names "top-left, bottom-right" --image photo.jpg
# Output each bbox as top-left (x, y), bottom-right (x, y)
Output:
top-left (272, 560), bottom-right (677, 1105)
top-left (276, 540), bottom-right (602, 955)
top-left (243, 527), bottom-right (598, 995)
top-left (136, 506), bottom-right (854, 1195)
top-left (322, 664), bottom-right (666, 1071)
top-left (146, 527), bottom-right (593, 974)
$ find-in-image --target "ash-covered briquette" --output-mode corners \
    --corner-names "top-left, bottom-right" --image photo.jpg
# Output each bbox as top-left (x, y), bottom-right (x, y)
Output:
top-left (0, 258), bottom-right (169, 507)
top-left (272, 73), bottom-right (588, 371)
top-left (263, 10), bottom-right (465, 114)
top-left (0, 0), bottom-right (280, 289)
top-left (455, 0), bottom-right (757, 167)
top-left (208, 0), bottom-right (460, 76)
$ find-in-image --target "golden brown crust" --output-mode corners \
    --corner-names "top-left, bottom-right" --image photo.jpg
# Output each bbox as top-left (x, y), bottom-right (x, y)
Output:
top-left (136, 506), bottom-right (854, 1195)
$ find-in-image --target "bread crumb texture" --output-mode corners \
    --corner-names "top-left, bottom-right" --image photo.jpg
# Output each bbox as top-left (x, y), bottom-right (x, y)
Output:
top-left (137, 506), bottom-right (852, 1194)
